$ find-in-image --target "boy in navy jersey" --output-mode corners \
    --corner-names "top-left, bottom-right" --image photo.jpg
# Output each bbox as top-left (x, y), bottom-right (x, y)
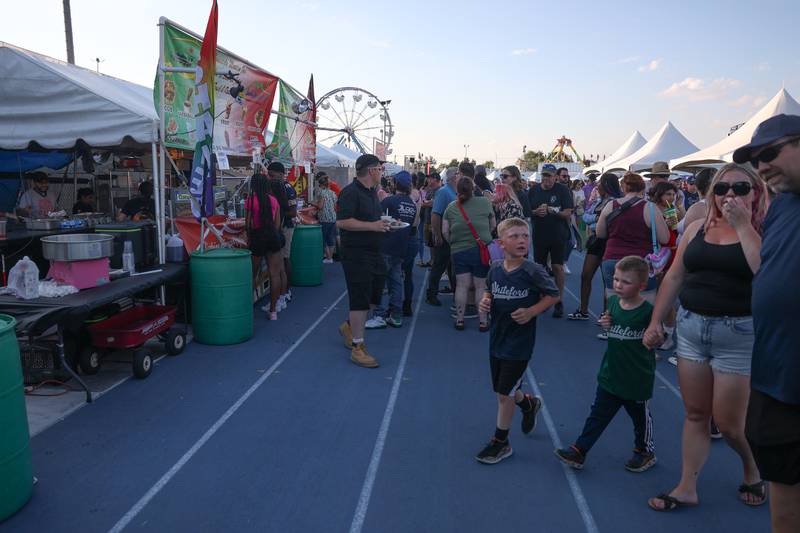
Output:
top-left (476, 217), bottom-right (560, 464)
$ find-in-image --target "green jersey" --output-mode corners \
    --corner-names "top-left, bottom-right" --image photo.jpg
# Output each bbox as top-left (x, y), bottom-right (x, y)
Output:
top-left (597, 295), bottom-right (656, 401)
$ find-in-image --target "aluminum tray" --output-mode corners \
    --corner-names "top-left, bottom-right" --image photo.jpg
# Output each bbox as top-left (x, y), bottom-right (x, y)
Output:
top-left (26, 218), bottom-right (62, 230)
top-left (41, 233), bottom-right (115, 261)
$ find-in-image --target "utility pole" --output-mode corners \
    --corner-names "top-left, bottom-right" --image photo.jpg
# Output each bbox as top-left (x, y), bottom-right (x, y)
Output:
top-left (463, 144), bottom-right (469, 160)
top-left (63, 0), bottom-right (75, 64)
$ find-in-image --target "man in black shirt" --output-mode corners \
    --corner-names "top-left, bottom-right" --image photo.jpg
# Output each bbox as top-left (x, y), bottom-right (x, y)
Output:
top-left (528, 164), bottom-right (572, 317)
top-left (118, 181), bottom-right (155, 221)
top-left (337, 154), bottom-right (391, 368)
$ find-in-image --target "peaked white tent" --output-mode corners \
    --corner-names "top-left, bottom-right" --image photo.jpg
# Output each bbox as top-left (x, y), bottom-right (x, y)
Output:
top-left (316, 143), bottom-right (354, 167)
top-left (584, 130), bottom-right (647, 174)
top-left (328, 142), bottom-right (363, 162)
top-left (605, 122), bottom-right (698, 173)
top-left (0, 42), bottom-right (158, 149)
top-left (670, 89), bottom-right (800, 169)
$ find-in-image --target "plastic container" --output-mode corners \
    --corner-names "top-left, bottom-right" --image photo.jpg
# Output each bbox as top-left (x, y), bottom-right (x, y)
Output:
top-left (0, 314), bottom-right (34, 521)
top-left (190, 248), bottom-right (252, 345)
top-left (290, 224), bottom-right (323, 286)
top-left (165, 234), bottom-right (187, 263)
top-left (7, 256), bottom-right (39, 299)
top-left (122, 240), bottom-right (136, 274)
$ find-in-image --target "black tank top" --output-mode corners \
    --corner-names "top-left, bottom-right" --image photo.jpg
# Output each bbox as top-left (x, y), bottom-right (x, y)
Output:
top-left (679, 227), bottom-right (753, 316)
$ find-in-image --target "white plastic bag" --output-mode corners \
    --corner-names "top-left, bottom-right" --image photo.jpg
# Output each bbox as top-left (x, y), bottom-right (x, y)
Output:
top-left (7, 256), bottom-right (40, 299)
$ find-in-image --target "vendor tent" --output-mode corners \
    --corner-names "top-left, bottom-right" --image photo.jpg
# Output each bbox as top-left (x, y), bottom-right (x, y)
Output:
top-left (670, 89), bottom-right (800, 170)
top-left (584, 130), bottom-right (647, 174)
top-left (317, 143), bottom-right (355, 167)
top-left (0, 42), bottom-right (158, 150)
top-left (605, 122), bottom-right (698, 173)
top-left (328, 142), bottom-right (363, 163)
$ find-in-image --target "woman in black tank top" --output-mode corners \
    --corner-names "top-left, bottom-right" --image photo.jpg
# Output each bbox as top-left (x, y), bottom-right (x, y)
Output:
top-left (643, 163), bottom-right (769, 511)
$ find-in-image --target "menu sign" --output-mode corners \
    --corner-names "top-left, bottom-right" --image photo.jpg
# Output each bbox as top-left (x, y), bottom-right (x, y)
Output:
top-left (155, 22), bottom-right (279, 155)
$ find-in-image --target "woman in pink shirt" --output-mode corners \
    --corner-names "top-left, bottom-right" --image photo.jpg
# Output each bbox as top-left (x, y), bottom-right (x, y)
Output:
top-left (246, 173), bottom-right (283, 320)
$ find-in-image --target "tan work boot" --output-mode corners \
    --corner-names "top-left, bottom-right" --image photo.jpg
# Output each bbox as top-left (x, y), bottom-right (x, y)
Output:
top-left (339, 321), bottom-right (353, 349)
top-left (351, 343), bottom-right (379, 368)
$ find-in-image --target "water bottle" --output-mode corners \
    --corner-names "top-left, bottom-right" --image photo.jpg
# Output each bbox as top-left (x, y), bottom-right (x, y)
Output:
top-left (122, 240), bottom-right (136, 274)
top-left (8, 256), bottom-right (39, 299)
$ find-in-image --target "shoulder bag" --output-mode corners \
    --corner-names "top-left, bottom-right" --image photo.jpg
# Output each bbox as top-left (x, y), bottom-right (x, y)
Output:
top-left (645, 202), bottom-right (671, 277)
top-left (457, 202), bottom-right (490, 266)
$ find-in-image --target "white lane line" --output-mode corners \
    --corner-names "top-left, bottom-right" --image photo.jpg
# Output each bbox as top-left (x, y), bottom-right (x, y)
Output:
top-left (349, 272), bottom-right (429, 533)
top-left (562, 286), bottom-right (682, 401)
top-left (108, 290), bottom-right (348, 533)
top-left (527, 369), bottom-right (600, 533)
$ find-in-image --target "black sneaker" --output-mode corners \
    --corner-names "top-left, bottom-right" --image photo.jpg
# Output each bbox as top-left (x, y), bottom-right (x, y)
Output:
top-left (402, 301), bottom-right (413, 317)
top-left (567, 309), bottom-right (590, 320)
top-left (426, 295), bottom-right (442, 306)
top-left (520, 394), bottom-right (542, 435)
top-left (552, 302), bottom-right (564, 318)
top-left (554, 446), bottom-right (584, 469)
top-left (476, 438), bottom-right (513, 464)
top-left (624, 450), bottom-right (657, 472)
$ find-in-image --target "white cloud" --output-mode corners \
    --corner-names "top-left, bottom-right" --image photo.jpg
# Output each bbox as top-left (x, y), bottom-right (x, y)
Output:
top-left (660, 77), bottom-right (741, 101)
top-left (510, 48), bottom-right (537, 56)
top-left (755, 62), bottom-right (770, 72)
top-left (368, 40), bottom-right (390, 49)
top-left (638, 59), bottom-right (661, 72)
top-left (614, 56), bottom-right (639, 64)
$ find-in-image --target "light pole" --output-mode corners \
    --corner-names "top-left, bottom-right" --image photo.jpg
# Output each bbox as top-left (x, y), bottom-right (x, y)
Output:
top-left (464, 144), bottom-right (469, 160)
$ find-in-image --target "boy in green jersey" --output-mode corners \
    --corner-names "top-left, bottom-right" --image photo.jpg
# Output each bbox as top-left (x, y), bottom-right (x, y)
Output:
top-left (555, 256), bottom-right (657, 472)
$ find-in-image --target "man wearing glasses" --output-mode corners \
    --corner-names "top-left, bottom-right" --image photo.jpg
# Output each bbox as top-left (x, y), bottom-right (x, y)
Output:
top-left (734, 114), bottom-right (800, 533)
top-left (337, 154), bottom-right (391, 368)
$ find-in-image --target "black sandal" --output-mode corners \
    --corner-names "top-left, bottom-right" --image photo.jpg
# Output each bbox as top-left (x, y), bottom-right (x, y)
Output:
top-left (648, 493), bottom-right (698, 512)
top-left (479, 322), bottom-right (489, 332)
top-left (454, 320), bottom-right (465, 331)
top-left (738, 481), bottom-right (767, 506)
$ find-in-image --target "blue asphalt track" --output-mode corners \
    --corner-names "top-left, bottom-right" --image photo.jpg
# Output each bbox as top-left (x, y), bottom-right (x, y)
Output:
top-left (6, 251), bottom-right (770, 532)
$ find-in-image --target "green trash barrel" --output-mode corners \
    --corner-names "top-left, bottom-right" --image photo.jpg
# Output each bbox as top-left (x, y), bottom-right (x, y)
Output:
top-left (0, 314), bottom-right (33, 522)
top-left (190, 248), bottom-right (253, 345)
top-left (290, 224), bottom-right (323, 287)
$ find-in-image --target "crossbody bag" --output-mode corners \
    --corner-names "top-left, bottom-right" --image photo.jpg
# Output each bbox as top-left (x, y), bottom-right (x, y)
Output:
top-left (457, 202), bottom-right (490, 266)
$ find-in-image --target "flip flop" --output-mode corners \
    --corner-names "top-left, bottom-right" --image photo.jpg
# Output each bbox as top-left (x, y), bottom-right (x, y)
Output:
top-left (648, 493), bottom-right (698, 512)
top-left (738, 481), bottom-right (768, 506)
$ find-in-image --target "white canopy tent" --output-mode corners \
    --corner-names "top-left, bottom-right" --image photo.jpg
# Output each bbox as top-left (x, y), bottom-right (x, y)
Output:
top-left (583, 130), bottom-right (647, 174)
top-left (605, 122), bottom-right (698, 173)
top-left (0, 42), bottom-right (158, 150)
top-left (328, 142), bottom-right (363, 163)
top-left (670, 89), bottom-right (800, 170)
top-left (316, 143), bottom-right (354, 167)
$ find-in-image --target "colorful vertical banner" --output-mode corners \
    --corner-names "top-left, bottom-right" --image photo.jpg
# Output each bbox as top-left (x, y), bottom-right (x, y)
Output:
top-left (155, 21), bottom-right (279, 155)
top-left (188, 0), bottom-right (218, 219)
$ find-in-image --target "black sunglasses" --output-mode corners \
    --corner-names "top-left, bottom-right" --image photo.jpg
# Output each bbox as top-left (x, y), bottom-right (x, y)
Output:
top-left (500, 173), bottom-right (514, 178)
top-left (713, 181), bottom-right (752, 196)
top-left (749, 137), bottom-right (799, 168)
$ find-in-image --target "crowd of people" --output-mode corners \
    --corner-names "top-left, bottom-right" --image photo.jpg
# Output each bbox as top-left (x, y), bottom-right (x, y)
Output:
top-left (246, 113), bottom-right (799, 532)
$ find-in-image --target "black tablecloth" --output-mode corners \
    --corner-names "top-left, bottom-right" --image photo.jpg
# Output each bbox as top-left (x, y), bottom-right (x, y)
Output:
top-left (0, 264), bottom-right (187, 335)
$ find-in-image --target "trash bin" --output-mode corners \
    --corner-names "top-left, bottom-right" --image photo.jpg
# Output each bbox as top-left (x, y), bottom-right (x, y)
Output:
top-left (290, 224), bottom-right (323, 286)
top-left (190, 248), bottom-right (253, 345)
top-left (0, 314), bottom-right (34, 522)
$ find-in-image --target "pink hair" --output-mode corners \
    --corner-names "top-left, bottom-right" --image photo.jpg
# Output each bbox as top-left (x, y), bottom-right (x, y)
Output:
top-left (704, 163), bottom-right (768, 235)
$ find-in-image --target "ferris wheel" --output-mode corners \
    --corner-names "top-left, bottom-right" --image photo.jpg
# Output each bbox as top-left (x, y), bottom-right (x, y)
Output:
top-left (315, 87), bottom-right (394, 157)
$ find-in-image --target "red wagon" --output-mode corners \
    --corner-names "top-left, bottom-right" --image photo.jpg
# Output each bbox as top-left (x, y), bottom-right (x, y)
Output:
top-left (82, 304), bottom-right (186, 378)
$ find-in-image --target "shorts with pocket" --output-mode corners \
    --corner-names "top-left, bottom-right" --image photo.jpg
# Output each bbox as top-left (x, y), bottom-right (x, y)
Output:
top-left (452, 246), bottom-right (489, 277)
top-left (675, 307), bottom-right (754, 375)
top-left (746, 388), bottom-right (800, 485)
top-left (341, 249), bottom-right (386, 311)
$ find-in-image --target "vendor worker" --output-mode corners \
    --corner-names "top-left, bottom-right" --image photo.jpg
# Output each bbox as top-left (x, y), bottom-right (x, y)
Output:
top-left (72, 187), bottom-right (95, 214)
top-left (118, 180), bottom-right (155, 221)
top-left (17, 172), bottom-right (58, 219)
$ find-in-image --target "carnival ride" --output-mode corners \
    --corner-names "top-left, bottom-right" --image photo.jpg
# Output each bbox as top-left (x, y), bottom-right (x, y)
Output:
top-left (546, 136), bottom-right (583, 163)
top-left (315, 87), bottom-right (394, 157)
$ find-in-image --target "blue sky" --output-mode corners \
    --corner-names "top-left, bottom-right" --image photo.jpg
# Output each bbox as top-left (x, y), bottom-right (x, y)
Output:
top-left (3, 0), bottom-right (798, 167)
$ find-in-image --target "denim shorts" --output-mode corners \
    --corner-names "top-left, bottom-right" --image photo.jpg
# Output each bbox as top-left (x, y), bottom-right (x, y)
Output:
top-left (320, 222), bottom-right (337, 247)
top-left (601, 259), bottom-right (657, 291)
top-left (452, 246), bottom-right (489, 278)
top-left (675, 307), bottom-right (754, 375)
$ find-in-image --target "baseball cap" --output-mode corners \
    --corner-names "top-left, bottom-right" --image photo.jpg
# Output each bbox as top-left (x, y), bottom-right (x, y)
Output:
top-left (733, 114), bottom-right (800, 164)
top-left (355, 154), bottom-right (385, 172)
top-left (267, 161), bottom-right (285, 173)
top-left (541, 164), bottom-right (557, 176)
top-left (393, 171), bottom-right (412, 188)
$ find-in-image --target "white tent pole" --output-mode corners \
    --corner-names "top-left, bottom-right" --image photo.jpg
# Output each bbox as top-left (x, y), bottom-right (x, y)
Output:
top-left (156, 20), bottom-right (167, 267)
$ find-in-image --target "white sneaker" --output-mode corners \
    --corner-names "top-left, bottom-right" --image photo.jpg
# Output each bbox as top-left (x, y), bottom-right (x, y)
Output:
top-left (668, 356), bottom-right (678, 366)
top-left (659, 336), bottom-right (675, 351)
top-left (564, 264), bottom-right (572, 275)
top-left (285, 290), bottom-right (292, 302)
top-left (261, 303), bottom-right (270, 312)
top-left (277, 298), bottom-right (287, 312)
top-left (365, 316), bottom-right (387, 329)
